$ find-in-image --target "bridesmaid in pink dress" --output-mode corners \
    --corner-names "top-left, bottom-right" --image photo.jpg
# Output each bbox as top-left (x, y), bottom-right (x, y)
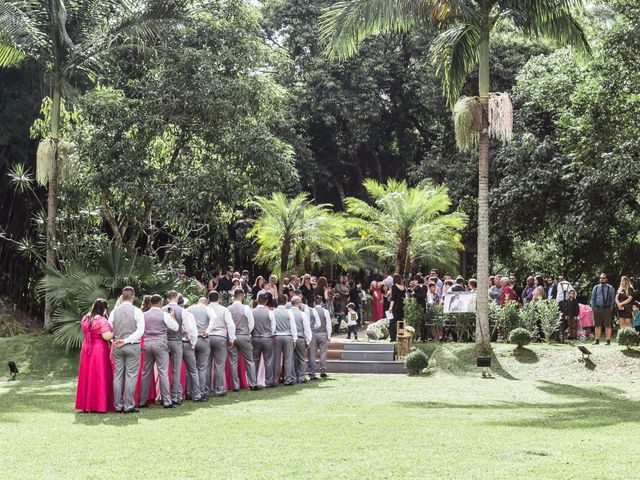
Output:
top-left (75, 299), bottom-right (115, 413)
top-left (370, 281), bottom-right (384, 321)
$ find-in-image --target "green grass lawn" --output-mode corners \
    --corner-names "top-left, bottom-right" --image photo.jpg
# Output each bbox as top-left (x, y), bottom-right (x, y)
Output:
top-left (1, 335), bottom-right (639, 479)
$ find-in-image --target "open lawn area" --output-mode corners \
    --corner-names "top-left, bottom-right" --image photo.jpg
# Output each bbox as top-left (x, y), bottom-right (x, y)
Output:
top-left (1, 335), bottom-right (640, 479)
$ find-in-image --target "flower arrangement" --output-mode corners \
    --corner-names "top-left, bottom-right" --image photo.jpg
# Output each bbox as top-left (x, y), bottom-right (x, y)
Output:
top-left (366, 318), bottom-right (390, 340)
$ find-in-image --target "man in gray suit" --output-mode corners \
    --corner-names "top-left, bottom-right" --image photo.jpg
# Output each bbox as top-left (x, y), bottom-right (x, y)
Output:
top-left (228, 289), bottom-right (259, 391)
top-left (308, 295), bottom-right (332, 379)
top-left (252, 293), bottom-right (276, 387)
top-left (109, 286), bottom-right (145, 413)
top-left (273, 294), bottom-right (297, 386)
top-left (186, 297), bottom-right (217, 401)
top-left (139, 294), bottom-right (179, 408)
top-left (207, 291), bottom-right (236, 396)
top-left (290, 296), bottom-right (312, 384)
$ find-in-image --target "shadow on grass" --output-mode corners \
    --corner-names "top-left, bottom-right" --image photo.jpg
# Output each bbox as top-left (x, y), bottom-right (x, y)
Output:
top-left (0, 376), bottom-right (329, 426)
top-left (396, 380), bottom-right (639, 429)
top-left (511, 347), bottom-right (539, 364)
top-left (621, 348), bottom-right (640, 358)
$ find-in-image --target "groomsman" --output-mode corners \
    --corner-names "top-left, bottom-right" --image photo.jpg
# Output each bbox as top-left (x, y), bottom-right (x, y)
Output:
top-left (251, 293), bottom-right (276, 387)
top-left (186, 297), bottom-right (217, 401)
top-left (290, 296), bottom-right (312, 384)
top-left (273, 294), bottom-right (297, 386)
top-left (207, 291), bottom-right (236, 396)
top-left (164, 291), bottom-right (199, 405)
top-left (139, 294), bottom-right (179, 408)
top-left (227, 289), bottom-right (259, 391)
top-left (308, 295), bottom-right (332, 380)
top-left (109, 286), bottom-right (144, 413)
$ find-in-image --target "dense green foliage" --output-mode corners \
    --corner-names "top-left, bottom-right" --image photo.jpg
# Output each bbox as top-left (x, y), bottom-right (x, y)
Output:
top-left (509, 327), bottom-right (532, 349)
top-left (404, 349), bottom-right (429, 375)
top-left (616, 328), bottom-right (640, 350)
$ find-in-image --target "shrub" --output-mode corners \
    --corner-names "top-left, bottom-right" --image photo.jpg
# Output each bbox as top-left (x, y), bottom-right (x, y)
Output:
top-left (617, 328), bottom-right (640, 350)
top-left (429, 304), bottom-right (448, 341)
top-left (405, 349), bottom-right (429, 375)
top-left (0, 314), bottom-right (26, 338)
top-left (519, 302), bottom-right (539, 332)
top-left (404, 298), bottom-right (426, 339)
top-left (509, 328), bottom-right (532, 348)
top-left (538, 300), bottom-right (562, 343)
top-left (495, 300), bottom-right (519, 338)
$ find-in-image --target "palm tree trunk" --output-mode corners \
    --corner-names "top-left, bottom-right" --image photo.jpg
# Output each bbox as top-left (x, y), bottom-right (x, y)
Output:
top-left (475, 23), bottom-right (491, 352)
top-left (279, 238), bottom-right (291, 293)
top-left (396, 235), bottom-right (409, 276)
top-left (43, 81), bottom-right (62, 331)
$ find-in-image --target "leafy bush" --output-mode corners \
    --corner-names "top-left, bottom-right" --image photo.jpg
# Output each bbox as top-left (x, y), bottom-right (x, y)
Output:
top-left (509, 328), bottom-right (532, 348)
top-left (40, 246), bottom-right (176, 352)
top-left (404, 298), bottom-right (426, 339)
top-left (617, 328), bottom-right (640, 350)
top-left (428, 304), bottom-right (448, 341)
top-left (453, 312), bottom-right (475, 342)
top-left (495, 300), bottom-right (519, 338)
top-left (0, 314), bottom-right (26, 337)
top-left (405, 349), bottom-right (429, 375)
top-left (519, 302), bottom-right (539, 332)
top-left (537, 300), bottom-right (562, 343)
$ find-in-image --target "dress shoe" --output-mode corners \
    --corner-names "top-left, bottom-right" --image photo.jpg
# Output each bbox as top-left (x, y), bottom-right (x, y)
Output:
top-left (301, 380), bottom-right (308, 384)
top-left (163, 403), bottom-right (176, 409)
top-left (606, 339), bottom-right (611, 345)
top-left (250, 386), bottom-right (262, 391)
top-left (233, 388), bottom-right (240, 392)
top-left (124, 409), bottom-right (140, 414)
top-left (592, 340), bottom-right (600, 345)
top-left (138, 404), bottom-right (149, 408)
top-left (320, 373), bottom-right (328, 378)
top-left (284, 383), bottom-right (294, 386)
top-left (115, 409), bottom-right (124, 414)
top-left (214, 392), bottom-right (227, 397)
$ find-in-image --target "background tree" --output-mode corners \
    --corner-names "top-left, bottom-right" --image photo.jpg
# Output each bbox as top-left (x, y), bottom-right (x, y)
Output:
top-left (345, 179), bottom-right (466, 275)
top-left (319, 0), bottom-right (589, 349)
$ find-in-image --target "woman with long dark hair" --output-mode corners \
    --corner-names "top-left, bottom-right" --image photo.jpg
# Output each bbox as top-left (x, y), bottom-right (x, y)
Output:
top-left (75, 299), bottom-right (114, 413)
top-left (252, 276), bottom-right (265, 300)
top-left (389, 274), bottom-right (406, 342)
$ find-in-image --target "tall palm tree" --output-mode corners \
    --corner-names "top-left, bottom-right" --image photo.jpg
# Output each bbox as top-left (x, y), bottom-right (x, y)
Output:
top-left (345, 179), bottom-right (467, 276)
top-left (319, 0), bottom-right (589, 350)
top-left (0, 0), bottom-right (186, 329)
top-left (248, 192), bottom-right (347, 284)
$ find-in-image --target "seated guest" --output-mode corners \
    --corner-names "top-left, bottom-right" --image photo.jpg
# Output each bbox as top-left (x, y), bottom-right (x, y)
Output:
top-left (76, 299), bottom-right (114, 413)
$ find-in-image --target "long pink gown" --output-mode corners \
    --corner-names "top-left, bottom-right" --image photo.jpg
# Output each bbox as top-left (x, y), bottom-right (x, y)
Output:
top-left (75, 315), bottom-right (115, 412)
top-left (371, 287), bottom-right (384, 321)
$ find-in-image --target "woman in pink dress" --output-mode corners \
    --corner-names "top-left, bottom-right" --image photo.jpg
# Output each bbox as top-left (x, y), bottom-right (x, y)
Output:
top-left (370, 281), bottom-right (384, 321)
top-left (75, 299), bottom-right (115, 413)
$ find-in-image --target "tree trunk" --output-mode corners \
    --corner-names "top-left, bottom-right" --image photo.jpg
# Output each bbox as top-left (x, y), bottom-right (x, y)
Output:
top-left (43, 81), bottom-right (62, 331)
top-left (396, 235), bottom-right (409, 276)
top-left (475, 23), bottom-right (491, 352)
top-left (279, 237), bottom-right (291, 293)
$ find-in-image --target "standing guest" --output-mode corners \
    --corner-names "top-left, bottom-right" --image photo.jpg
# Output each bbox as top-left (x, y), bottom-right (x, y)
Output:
top-left (450, 276), bottom-right (466, 292)
top-left (346, 303), bottom-right (359, 340)
top-left (289, 275), bottom-right (301, 291)
top-left (522, 276), bottom-right (535, 304)
top-left (489, 276), bottom-right (502, 304)
top-left (560, 288), bottom-right (580, 340)
top-left (308, 296), bottom-right (332, 380)
top-left (164, 291), bottom-right (197, 406)
top-left (207, 270), bottom-right (220, 292)
top-left (615, 276), bottom-right (635, 329)
top-left (109, 286), bottom-right (144, 414)
top-left (207, 291), bottom-right (236, 397)
top-left (383, 273), bottom-right (394, 289)
top-left (381, 283), bottom-right (391, 313)
top-left (499, 277), bottom-right (517, 307)
top-left (348, 281), bottom-right (363, 325)
top-left (290, 296), bottom-right (312, 384)
top-left (252, 293), bottom-right (276, 388)
top-left (370, 281), bottom-right (384, 321)
top-left (546, 276), bottom-right (558, 301)
top-left (509, 274), bottom-right (523, 304)
top-left (389, 274), bottom-right (406, 342)
top-left (186, 298), bottom-right (217, 400)
top-left (531, 275), bottom-right (546, 302)
top-left (442, 279), bottom-right (454, 295)
top-left (427, 282), bottom-right (441, 306)
top-left (300, 274), bottom-right (315, 306)
top-left (263, 275), bottom-right (279, 300)
top-left (556, 275), bottom-right (574, 302)
top-left (252, 276), bottom-right (265, 300)
top-left (468, 279), bottom-right (478, 292)
top-left (241, 270), bottom-right (251, 294)
top-left (216, 267), bottom-right (234, 292)
top-left (273, 294), bottom-right (297, 386)
top-left (313, 276), bottom-right (333, 318)
top-left (591, 273), bottom-right (616, 345)
top-left (139, 294), bottom-right (179, 408)
top-left (227, 289), bottom-right (259, 391)
top-left (334, 276), bottom-right (350, 322)
top-left (141, 295), bottom-right (152, 312)
top-left (430, 269), bottom-right (444, 295)
top-left (632, 302), bottom-right (640, 333)
top-left (413, 276), bottom-right (428, 309)
top-left (76, 299), bottom-right (114, 413)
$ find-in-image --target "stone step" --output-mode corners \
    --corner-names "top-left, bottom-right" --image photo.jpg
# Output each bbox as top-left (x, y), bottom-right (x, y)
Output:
top-left (341, 351), bottom-right (395, 361)
top-left (325, 360), bottom-right (406, 374)
top-left (341, 342), bottom-right (395, 352)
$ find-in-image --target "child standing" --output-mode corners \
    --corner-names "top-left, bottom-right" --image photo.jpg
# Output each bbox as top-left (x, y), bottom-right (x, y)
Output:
top-left (346, 302), bottom-right (358, 340)
top-left (632, 302), bottom-right (640, 333)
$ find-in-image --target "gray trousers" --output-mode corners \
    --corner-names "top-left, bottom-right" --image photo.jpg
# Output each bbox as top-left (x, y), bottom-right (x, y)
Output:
top-left (308, 332), bottom-right (329, 377)
top-left (182, 341), bottom-right (200, 400)
top-left (273, 335), bottom-right (294, 385)
top-left (168, 340), bottom-right (184, 402)
top-left (206, 336), bottom-right (228, 395)
top-left (113, 343), bottom-right (141, 412)
top-left (252, 336), bottom-right (275, 387)
top-left (194, 337), bottom-right (211, 397)
top-left (139, 340), bottom-right (171, 406)
top-left (294, 337), bottom-right (307, 383)
top-left (229, 334), bottom-right (257, 389)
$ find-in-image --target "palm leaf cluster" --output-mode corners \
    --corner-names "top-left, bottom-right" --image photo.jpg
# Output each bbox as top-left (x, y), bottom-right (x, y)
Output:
top-left (248, 193), bottom-right (352, 278)
top-left (345, 179), bottom-right (467, 275)
top-left (39, 246), bottom-right (176, 351)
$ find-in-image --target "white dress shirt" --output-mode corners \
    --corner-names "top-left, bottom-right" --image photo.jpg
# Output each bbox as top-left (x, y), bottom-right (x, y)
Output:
top-left (209, 302), bottom-right (237, 342)
top-left (108, 301), bottom-right (145, 344)
top-left (230, 300), bottom-right (255, 334)
top-left (255, 304), bottom-right (276, 335)
top-left (181, 308), bottom-right (199, 348)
